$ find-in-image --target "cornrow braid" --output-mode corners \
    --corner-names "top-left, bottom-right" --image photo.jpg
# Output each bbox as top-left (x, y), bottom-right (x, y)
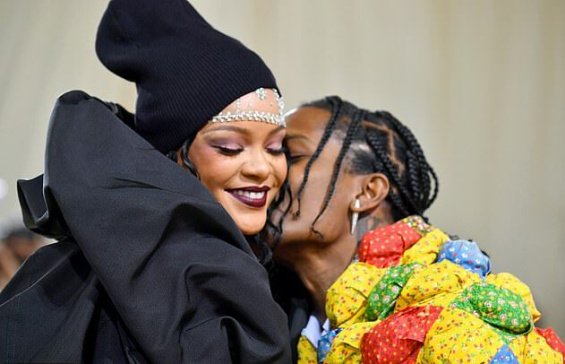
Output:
top-left (388, 188), bottom-right (414, 218)
top-left (310, 109), bottom-right (364, 235)
top-left (376, 111), bottom-right (438, 212)
top-left (363, 128), bottom-right (420, 216)
top-left (294, 96), bottom-right (343, 217)
top-left (405, 151), bottom-right (422, 208)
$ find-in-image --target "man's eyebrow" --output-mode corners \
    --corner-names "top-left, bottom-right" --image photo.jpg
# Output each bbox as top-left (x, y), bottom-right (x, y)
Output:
top-left (285, 134), bottom-right (310, 142)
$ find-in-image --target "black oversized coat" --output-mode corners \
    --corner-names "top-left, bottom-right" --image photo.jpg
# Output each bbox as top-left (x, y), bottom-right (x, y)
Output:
top-left (0, 91), bottom-right (291, 363)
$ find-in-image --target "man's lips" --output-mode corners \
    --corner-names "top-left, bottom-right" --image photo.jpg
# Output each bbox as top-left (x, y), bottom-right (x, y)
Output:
top-left (226, 186), bottom-right (270, 208)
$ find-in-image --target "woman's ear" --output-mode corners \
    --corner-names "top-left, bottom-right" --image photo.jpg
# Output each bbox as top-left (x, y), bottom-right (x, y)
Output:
top-left (175, 149), bottom-right (183, 167)
top-left (350, 173), bottom-right (390, 213)
top-left (176, 148), bottom-right (200, 179)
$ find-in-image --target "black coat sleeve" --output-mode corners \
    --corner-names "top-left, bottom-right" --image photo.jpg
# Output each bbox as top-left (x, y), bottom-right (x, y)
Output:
top-left (39, 91), bottom-right (291, 363)
top-left (178, 235), bottom-right (289, 363)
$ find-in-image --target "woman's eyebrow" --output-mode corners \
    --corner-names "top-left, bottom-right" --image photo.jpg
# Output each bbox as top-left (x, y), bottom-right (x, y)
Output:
top-left (202, 125), bottom-right (249, 135)
top-left (203, 125), bottom-right (285, 136)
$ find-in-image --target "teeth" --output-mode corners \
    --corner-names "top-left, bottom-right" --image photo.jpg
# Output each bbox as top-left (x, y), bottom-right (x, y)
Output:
top-left (233, 190), bottom-right (266, 200)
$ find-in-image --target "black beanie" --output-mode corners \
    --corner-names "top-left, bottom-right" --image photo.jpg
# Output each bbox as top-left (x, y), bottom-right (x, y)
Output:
top-left (95, 0), bottom-right (279, 153)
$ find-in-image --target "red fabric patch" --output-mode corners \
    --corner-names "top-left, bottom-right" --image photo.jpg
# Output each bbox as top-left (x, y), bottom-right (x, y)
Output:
top-left (361, 305), bottom-right (443, 364)
top-left (535, 327), bottom-right (565, 359)
top-left (358, 221), bottom-right (422, 268)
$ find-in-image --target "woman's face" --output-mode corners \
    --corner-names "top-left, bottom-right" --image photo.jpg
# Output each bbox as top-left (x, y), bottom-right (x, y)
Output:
top-left (188, 94), bottom-right (287, 236)
top-left (272, 107), bottom-right (359, 251)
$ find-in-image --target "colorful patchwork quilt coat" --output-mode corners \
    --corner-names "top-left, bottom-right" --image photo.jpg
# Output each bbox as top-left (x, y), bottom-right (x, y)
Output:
top-left (297, 216), bottom-right (565, 364)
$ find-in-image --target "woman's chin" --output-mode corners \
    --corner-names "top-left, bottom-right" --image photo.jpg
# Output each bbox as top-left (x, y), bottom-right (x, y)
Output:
top-left (234, 216), bottom-right (266, 236)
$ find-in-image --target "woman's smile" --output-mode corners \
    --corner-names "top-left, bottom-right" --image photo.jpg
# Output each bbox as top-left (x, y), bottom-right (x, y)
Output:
top-left (227, 186), bottom-right (271, 208)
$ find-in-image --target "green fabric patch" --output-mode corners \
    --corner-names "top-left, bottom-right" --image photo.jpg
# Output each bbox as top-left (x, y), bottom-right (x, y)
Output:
top-left (452, 281), bottom-right (533, 342)
top-left (366, 263), bottom-right (420, 321)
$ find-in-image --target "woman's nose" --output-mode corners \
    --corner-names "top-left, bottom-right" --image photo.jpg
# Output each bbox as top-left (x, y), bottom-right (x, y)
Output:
top-left (241, 149), bottom-right (271, 181)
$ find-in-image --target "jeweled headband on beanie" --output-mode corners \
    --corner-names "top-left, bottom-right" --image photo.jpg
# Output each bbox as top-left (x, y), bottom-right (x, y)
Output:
top-left (95, 0), bottom-right (283, 154)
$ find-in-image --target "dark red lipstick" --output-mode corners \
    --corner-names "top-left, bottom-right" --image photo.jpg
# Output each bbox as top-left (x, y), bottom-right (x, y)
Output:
top-left (227, 186), bottom-right (270, 208)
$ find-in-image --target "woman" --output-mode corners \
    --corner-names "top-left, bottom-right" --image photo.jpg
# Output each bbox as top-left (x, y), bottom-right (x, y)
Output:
top-left (269, 96), bottom-right (565, 363)
top-left (0, 0), bottom-right (291, 363)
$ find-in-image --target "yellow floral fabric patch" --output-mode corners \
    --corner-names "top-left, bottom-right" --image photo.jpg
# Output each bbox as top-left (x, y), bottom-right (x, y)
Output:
top-left (400, 228), bottom-right (450, 266)
top-left (396, 260), bottom-right (479, 311)
top-left (324, 322), bottom-right (378, 364)
top-left (510, 329), bottom-right (564, 363)
top-left (326, 262), bottom-right (385, 328)
top-left (419, 306), bottom-right (504, 363)
top-left (297, 335), bottom-right (317, 364)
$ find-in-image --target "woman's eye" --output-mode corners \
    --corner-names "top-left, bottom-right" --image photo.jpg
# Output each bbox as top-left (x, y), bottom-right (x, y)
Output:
top-left (214, 146), bottom-right (243, 156)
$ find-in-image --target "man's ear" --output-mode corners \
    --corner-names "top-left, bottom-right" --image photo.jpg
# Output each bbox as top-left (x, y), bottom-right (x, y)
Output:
top-left (349, 173), bottom-right (390, 213)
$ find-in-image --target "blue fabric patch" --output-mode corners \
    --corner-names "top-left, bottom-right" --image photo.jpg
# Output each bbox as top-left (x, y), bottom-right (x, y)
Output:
top-left (437, 240), bottom-right (491, 278)
top-left (317, 327), bottom-right (342, 363)
top-left (490, 345), bottom-right (519, 363)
